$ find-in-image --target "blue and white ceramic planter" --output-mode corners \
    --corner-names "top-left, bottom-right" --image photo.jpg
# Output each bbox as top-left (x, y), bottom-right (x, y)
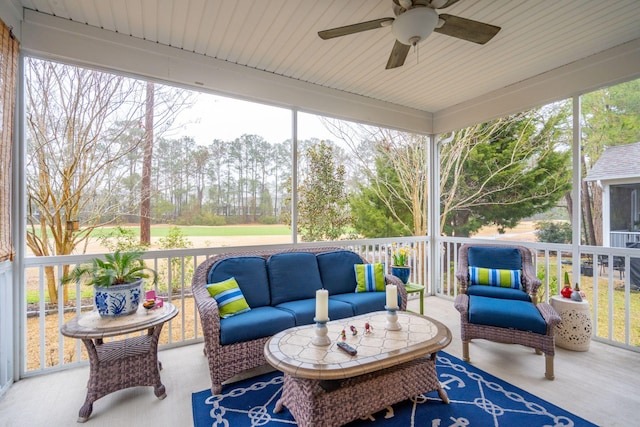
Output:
top-left (94, 279), bottom-right (142, 317)
top-left (391, 266), bottom-right (411, 284)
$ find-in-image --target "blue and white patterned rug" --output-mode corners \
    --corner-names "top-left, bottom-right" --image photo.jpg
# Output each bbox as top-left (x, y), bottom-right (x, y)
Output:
top-left (192, 352), bottom-right (597, 427)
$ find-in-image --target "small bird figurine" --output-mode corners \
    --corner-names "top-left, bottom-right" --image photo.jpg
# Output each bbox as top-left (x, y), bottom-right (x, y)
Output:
top-left (364, 322), bottom-right (372, 335)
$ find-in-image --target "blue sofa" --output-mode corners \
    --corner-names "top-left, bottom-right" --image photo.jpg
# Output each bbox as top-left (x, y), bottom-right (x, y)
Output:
top-left (192, 247), bottom-right (407, 394)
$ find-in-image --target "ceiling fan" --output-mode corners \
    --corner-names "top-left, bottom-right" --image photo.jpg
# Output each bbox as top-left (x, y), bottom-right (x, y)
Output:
top-left (317, 0), bottom-right (501, 69)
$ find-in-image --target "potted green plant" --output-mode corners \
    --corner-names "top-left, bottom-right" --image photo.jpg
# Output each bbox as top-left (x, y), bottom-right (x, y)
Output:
top-left (63, 250), bottom-right (158, 317)
top-left (391, 245), bottom-right (412, 284)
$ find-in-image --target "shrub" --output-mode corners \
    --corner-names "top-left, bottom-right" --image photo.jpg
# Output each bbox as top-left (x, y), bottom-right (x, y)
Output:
top-left (157, 226), bottom-right (193, 293)
top-left (258, 215), bottom-right (278, 225)
top-left (535, 221), bottom-right (571, 243)
top-left (97, 226), bottom-right (149, 252)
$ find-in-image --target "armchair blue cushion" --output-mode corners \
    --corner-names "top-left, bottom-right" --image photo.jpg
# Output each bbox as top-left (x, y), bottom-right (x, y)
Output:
top-left (468, 295), bottom-right (547, 335)
top-left (466, 285), bottom-right (531, 301)
top-left (468, 246), bottom-right (522, 270)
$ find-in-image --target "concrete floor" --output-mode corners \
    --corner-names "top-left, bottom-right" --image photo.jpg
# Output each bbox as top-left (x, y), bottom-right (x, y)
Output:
top-left (1, 296), bottom-right (638, 426)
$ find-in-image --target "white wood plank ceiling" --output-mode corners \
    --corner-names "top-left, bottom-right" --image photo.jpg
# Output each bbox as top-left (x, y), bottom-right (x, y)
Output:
top-left (14, 0), bottom-right (640, 115)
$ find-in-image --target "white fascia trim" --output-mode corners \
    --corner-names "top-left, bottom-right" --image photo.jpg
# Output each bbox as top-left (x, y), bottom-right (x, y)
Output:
top-left (595, 177), bottom-right (640, 186)
top-left (21, 9), bottom-right (432, 135)
top-left (433, 38), bottom-right (640, 134)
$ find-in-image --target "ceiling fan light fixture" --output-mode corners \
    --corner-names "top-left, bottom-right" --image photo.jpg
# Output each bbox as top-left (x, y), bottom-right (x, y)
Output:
top-left (392, 7), bottom-right (439, 46)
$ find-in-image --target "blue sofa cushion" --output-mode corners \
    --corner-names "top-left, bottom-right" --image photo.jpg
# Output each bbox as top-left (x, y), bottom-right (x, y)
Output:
top-left (330, 292), bottom-right (394, 316)
top-left (219, 306), bottom-right (296, 345)
top-left (268, 252), bottom-right (323, 305)
top-left (316, 250), bottom-right (363, 295)
top-left (468, 295), bottom-right (547, 334)
top-left (275, 298), bottom-right (354, 325)
top-left (467, 285), bottom-right (531, 301)
top-left (468, 246), bottom-right (522, 270)
top-left (208, 256), bottom-right (270, 307)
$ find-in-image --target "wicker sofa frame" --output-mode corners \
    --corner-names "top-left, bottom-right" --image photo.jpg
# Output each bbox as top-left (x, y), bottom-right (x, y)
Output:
top-left (192, 246), bottom-right (408, 394)
top-left (453, 243), bottom-right (561, 380)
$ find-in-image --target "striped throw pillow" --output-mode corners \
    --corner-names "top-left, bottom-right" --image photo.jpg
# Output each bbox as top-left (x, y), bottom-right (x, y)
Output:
top-left (354, 263), bottom-right (386, 292)
top-left (206, 277), bottom-right (251, 318)
top-left (469, 266), bottom-right (521, 289)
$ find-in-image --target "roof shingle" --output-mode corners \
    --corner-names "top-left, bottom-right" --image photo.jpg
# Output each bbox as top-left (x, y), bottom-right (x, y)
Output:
top-left (584, 142), bottom-right (640, 182)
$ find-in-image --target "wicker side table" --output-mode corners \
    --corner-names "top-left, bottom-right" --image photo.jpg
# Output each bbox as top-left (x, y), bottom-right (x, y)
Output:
top-left (550, 295), bottom-right (592, 351)
top-left (61, 303), bottom-right (178, 422)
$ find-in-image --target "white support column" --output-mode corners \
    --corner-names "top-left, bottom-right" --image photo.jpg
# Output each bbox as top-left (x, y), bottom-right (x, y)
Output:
top-left (428, 134), bottom-right (440, 296)
top-left (572, 96), bottom-right (582, 279)
top-left (291, 109), bottom-right (298, 244)
top-left (11, 52), bottom-right (26, 381)
top-left (602, 183), bottom-right (610, 247)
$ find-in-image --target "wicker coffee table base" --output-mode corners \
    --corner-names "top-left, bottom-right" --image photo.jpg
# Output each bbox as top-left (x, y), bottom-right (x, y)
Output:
top-left (274, 354), bottom-right (447, 427)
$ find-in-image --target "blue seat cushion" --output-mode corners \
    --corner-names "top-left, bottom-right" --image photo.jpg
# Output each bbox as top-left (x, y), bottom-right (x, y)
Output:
top-left (268, 252), bottom-right (323, 305)
top-left (468, 246), bottom-right (522, 270)
top-left (468, 295), bottom-right (547, 335)
top-left (467, 285), bottom-right (531, 301)
top-left (317, 250), bottom-right (363, 295)
top-left (219, 306), bottom-right (295, 345)
top-left (275, 298), bottom-right (354, 325)
top-left (208, 256), bottom-right (270, 307)
top-left (330, 292), bottom-right (394, 316)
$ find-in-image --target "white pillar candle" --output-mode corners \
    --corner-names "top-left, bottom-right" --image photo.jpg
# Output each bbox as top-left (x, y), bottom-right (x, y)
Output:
top-left (386, 284), bottom-right (398, 309)
top-left (315, 289), bottom-right (329, 321)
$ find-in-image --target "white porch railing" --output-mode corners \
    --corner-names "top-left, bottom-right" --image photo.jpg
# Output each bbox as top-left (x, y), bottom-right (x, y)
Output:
top-left (610, 230), bottom-right (640, 248)
top-left (20, 237), bottom-right (640, 377)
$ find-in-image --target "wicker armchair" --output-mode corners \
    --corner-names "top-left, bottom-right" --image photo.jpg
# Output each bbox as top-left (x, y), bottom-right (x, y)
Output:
top-left (192, 246), bottom-right (407, 394)
top-left (453, 244), bottom-right (561, 380)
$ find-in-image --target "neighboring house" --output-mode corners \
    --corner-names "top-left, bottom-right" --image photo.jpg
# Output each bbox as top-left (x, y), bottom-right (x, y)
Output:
top-left (585, 142), bottom-right (640, 248)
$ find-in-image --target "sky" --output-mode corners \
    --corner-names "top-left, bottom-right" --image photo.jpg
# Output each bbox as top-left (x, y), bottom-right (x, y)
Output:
top-left (167, 92), bottom-right (337, 146)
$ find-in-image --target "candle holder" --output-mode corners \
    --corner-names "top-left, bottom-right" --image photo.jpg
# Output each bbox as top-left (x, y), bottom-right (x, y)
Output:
top-left (384, 306), bottom-right (402, 331)
top-left (312, 317), bottom-right (331, 346)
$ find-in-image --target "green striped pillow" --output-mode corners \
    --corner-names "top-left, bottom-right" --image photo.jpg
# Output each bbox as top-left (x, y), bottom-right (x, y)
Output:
top-left (354, 263), bottom-right (386, 292)
top-left (206, 277), bottom-right (251, 318)
top-left (469, 266), bottom-right (521, 289)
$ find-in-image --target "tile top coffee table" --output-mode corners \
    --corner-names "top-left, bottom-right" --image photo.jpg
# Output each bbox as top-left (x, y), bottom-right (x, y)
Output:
top-left (264, 310), bottom-right (451, 427)
top-left (61, 302), bottom-right (178, 423)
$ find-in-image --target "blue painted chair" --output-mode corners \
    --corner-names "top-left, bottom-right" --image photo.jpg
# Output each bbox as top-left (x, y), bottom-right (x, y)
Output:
top-left (454, 244), bottom-right (561, 380)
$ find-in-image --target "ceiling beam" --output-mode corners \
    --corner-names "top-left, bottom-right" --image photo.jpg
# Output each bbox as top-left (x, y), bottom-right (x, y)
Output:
top-left (21, 10), bottom-right (433, 135)
top-left (433, 38), bottom-right (640, 134)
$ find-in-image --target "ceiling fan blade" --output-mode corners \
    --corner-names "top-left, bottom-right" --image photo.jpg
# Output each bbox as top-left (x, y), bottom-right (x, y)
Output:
top-left (434, 14), bottom-right (501, 44)
top-left (318, 18), bottom-right (394, 40)
top-left (386, 40), bottom-right (411, 69)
